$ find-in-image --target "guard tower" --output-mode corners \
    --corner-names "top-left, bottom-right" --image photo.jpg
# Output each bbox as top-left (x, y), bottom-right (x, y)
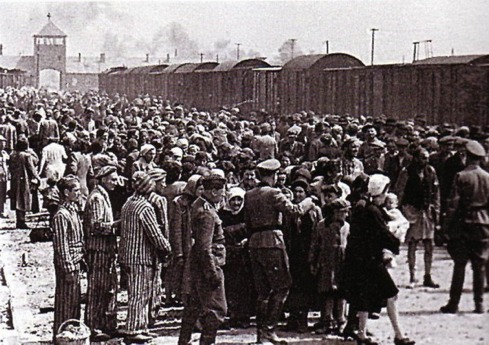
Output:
top-left (33, 13), bottom-right (67, 89)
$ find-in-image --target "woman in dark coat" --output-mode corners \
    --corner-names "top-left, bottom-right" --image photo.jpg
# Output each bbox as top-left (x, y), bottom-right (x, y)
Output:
top-left (342, 174), bottom-right (414, 345)
top-left (9, 136), bottom-right (40, 228)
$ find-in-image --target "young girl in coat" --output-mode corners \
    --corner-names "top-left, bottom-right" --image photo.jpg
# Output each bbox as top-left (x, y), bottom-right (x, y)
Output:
top-left (310, 198), bottom-right (351, 334)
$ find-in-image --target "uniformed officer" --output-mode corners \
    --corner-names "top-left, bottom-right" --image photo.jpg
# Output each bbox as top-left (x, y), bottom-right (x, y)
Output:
top-left (441, 140), bottom-right (489, 314)
top-left (178, 174), bottom-right (227, 345)
top-left (244, 159), bottom-right (315, 345)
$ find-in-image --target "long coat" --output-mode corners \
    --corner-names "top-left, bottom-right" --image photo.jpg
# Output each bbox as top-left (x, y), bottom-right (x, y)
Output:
top-left (9, 150), bottom-right (39, 212)
top-left (342, 201), bottom-right (400, 313)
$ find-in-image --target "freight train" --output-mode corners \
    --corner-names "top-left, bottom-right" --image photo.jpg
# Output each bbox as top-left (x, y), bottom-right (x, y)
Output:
top-left (3, 53), bottom-right (489, 125)
top-left (99, 53), bottom-right (489, 125)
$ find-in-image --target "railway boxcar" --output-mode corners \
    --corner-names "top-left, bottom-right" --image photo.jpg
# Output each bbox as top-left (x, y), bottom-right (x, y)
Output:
top-left (207, 59), bottom-right (271, 112)
top-left (100, 66), bottom-right (127, 96)
top-left (252, 66), bottom-right (282, 114)
top-left (280, 53), bottom-right (364, 114)
top-left (319, 55), bottom-right (489, 125)
top-left (147, 64), bottom-right (168, 97)
top-left (174, 62), bottom-right (218, 108)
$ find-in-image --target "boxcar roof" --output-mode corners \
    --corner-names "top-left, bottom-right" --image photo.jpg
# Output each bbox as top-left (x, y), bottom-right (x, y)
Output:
top-left (413, 55), bottom-right (489, 65)
top-left (160, 63), bottom-right (188, 74)
top-left (213, 59), bottom-right (270, 72)
top-left (283, 53), bottom-right (364, 70)
top-left (174, 62), bottom-right (219, 73)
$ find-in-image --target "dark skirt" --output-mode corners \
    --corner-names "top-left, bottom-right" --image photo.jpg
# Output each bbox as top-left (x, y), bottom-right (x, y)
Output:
top-left (341, 259), bottom-right (398, 313)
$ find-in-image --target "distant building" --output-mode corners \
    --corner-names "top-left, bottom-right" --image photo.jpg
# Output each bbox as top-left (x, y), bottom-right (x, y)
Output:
top-left (0, 15), bottom-right (167, 92)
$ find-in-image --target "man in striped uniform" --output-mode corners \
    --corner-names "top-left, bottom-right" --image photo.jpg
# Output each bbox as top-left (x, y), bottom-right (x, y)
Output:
top-left (147, 168), bottom-right (169, 327)
top-left (119, 172), bottom-right (171, 343)
top-left (83, 165), bottom-right (120, 341)
top-left (178, 174), bottom-right (228, 345)
top-left (52, 175), bottom-right (84, 342)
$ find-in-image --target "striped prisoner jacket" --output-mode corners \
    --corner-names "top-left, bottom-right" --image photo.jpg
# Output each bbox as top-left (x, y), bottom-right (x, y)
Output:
top-left (119, 194), bottom-right (171, 266)
top-left (52, 202), bottom-right (84, 272)
top-left (148, 191), bottom-right (169, 239)
top-left (83, 185), bottom-right (116, 252)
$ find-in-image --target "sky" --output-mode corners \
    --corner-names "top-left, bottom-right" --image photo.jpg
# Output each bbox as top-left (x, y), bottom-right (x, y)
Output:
top-left (0, 0), bottom-right (487, 65)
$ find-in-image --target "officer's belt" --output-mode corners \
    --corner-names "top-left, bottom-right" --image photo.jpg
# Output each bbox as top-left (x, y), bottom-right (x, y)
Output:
top-left (250, 224), bottom-right (283, 234)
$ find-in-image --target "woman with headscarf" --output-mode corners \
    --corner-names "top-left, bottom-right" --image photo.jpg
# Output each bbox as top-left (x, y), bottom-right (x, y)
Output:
top-left (284, 177), bottom-right (322, 333)
top-left (132, 144), bottom-right (157, 176)
top-left (218, 187), bottom-right (255, 328)
top-left (169, 174), bottom-right (204, 305)
top-left (342, 174), bottom-right (415, 345)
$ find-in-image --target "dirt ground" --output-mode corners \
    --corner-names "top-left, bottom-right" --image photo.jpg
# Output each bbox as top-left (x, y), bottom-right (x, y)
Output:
top-left (0, 222), bottom-right (487, 345)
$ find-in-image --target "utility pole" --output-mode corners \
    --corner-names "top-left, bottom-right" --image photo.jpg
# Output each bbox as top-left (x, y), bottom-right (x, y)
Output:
top-left (290, 38), bottom-right (297, 59)
top-left (370, 28), bottom-right (379, 65)
top-left (235, 43), bottom-right (241, 60)
top-left (200, 53), bottom-right (204, 63)
top-left (216, 54), bottom-right (219, 63)
top-left (323, 40), bottom-right (329, 54)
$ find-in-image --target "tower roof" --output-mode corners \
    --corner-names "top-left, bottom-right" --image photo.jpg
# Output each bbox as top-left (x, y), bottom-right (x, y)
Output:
top-left (35, 19), bottom-right (66, 37)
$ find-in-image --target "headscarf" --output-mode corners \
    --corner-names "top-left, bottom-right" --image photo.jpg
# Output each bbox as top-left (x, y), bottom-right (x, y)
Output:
top-left (140, 144), bottom-right (156, 157)
top-left (224, 187), bottom-right (246, 215)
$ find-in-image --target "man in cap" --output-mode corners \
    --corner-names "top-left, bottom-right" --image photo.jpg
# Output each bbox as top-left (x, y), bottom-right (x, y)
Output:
top-left (279, 125), bottom-right (304, 164)
top-left (382, 138), bottom-right (412, 186)
top-left (442, 137), bottom-right (468, 200)
top-left (119, 172), bottom-right (171, 342)
top-left (430, 136), bottom-right (455, 245)
top-left (358, 124), bottom-right (384, 162)
top-left (83, 165), bottom-right (120, 341)
top-left (441, 140), bottom-right (489, 314)
top-left (243, 159), bottom-right (316, 345)
top-left (0, 135), bottom-right (8, 217)
top-left (52, 175), bottom-right (84, 343)
top-left (178, 174), bottom-right (227, 345)
top-left (147, 168), bottom-right (169, 327)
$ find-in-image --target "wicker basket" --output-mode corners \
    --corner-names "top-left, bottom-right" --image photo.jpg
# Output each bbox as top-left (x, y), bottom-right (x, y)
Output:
top-left (55, 319), bottom-right (90, 345)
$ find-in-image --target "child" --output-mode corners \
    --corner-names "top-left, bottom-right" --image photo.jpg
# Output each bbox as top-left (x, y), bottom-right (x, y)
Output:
top-left (383, 192), bottom-right (409, 268)
top-left (310, 198), bottom-right (350, 334)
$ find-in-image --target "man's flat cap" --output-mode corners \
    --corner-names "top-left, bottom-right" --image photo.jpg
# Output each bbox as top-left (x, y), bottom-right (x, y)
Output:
top-left (96, 165), bottom-right (117, 179)
top-left (439, 135), bottom-right (455, 144)
top-left (466, 140), bottom-right (486, 157)
top-left (257, 159), bottom-right (281, 171)
top-left (330, 198), bottom-right (351, 210)
top-left (202, 174), bottom-right (227, 190)
top-left (395, 137), bottom-right (409, 147)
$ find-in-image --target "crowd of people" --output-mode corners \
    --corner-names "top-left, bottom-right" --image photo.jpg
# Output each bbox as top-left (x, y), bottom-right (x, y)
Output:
top-left (0, 86), bottom-right (488, 345)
